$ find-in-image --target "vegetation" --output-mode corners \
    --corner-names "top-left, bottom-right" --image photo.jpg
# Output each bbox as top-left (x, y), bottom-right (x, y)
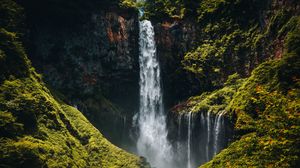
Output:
top-left (0, 77), bottom-right (146, 167)
top-left (139, 0), bottom-right (200, 19)
top-left (201, 23), bottom-right (300, 167)
top-left (166, 1), bottom-right (300, 167)
top-left (140, 0), bottom-right (296, 91)
top-left (181, 0), bottom-right (293, 89)
top-left (0, 0), bottom-right (149, 167)
top-left (180, 16), bottom-right (300, 167)
top-left (172, 73), bottom-right (244, 115)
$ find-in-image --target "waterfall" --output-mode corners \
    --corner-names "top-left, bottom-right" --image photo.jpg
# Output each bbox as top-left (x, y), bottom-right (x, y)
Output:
top-left (206, 111), bottom-right (211, 159)
top-left (133, 2), bottom-right (230, 167)
top-left (135, 7), bottom-right (174, 168)
top-left (213, 110), bottom-right (226, 155)
top-left (174, 110), bottom-right (230, 167)
top-left (187, 112), bottom-right (193, 168)
top-left (200, 112), bottom-right (208, 162)
top-left (177, 114), bottom-right (182, 150)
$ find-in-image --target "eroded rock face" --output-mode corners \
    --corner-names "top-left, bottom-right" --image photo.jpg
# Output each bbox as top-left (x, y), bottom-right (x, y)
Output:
top-left (153, 0), bottom-right (300, 109)
top-left (154, 20), bottom-right (201, 109)
top-left (29, 8), bottom-right (139, 149)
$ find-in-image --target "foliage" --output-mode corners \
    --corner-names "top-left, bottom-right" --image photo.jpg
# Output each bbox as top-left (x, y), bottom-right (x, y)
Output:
top-left (0, 28), bottom-right (30, 82)
top-left (173, 73), bottom-right (244, 115)
top-left (0, 73), bottom-right (147, 167)
top-left (0, 0), bottom-right (30, 82)
top-left (200, 18), bottom-right (300, 167)
top-left (175, 12), bottom-right (300, 167)
top-left (196, 0), bottom-right (226, 21)
top-left (120, 0), bottom-right (138, 9)
top-left (0, 0), bottom-right (25, 33)
top-left (181, 0), bottom-right (297, 89)
top-left (142, 0), bottom-right (201, 20)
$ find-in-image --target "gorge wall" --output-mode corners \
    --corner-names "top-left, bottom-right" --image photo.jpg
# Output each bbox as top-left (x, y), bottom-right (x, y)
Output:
top-left (151, 0), bottom-right (300, 108)
top-left (26, 2), bottom-right (140, 150)
top-left (0, 0), bottom-right (150, 167)
top-left (145, 0), bottom-right (300, 167)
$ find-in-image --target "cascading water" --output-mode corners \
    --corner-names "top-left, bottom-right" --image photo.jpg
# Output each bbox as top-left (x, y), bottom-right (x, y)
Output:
top-left (213, 110), bottom-right (226, 155)
top-left (187, 112), bottom-right (193, 168)
top-left (173, 111), bottom-right (232, 168)
top-left (206, 111), bottom-right (211, 160)
top-left (135, 4), bottom-right (174, 168)
top-left (133, 2), bottom-right (231, 168)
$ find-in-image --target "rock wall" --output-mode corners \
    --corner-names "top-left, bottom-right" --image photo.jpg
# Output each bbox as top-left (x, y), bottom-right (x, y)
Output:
top-left (154, 20), bottom-right (201, 108)
top-left (28, 7), bottom-right (140, 149)
top-left (153, 0), bottom-right (300, 109)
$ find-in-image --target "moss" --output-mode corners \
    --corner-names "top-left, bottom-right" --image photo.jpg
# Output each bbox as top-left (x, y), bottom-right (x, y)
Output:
top-left (197, 0), bottom-right (226, 21)
top-left (0, 28), bottom-right (30, 81)
top-left (180, 2), bottom-right (298, 90)
top-left (0, 0), bottom-right (25, 33)
top-left (174, 14), bottom-right (299, 167)
top-left (0, 111), bottom-right (24, 137)
top-left (141, 0), bottom-right (197, 20)
top-left (173, 73), bottom-right (245, 116)
top-left (200, 19), bottom-right (300, 168)
top-left (0, 74), bottom-right (146, 167)
top-left (120, 0), bottom-right (139, 9)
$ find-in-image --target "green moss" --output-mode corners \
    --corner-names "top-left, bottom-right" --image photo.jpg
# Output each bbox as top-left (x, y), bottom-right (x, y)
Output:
top-left (0, 74), bottom-right (146, 167)
top-left (197, 0), bottom-right (226, 21)
top-left (0, 0), bottom-right (25, 33)
top-left (181, 2), bottom-right (298, 90)
top-left (175, 15), bottom-right (299, 167)
top-left (141, 0), bottom-right (198, 20)
top-left (173, 73), bottom-right (245, 115)
top-left (120, 0), bottom-right (139, 9)
top-left (200, 19), bottom-right (300, 168)
top-left (0, 28), bottom-right (30, 81)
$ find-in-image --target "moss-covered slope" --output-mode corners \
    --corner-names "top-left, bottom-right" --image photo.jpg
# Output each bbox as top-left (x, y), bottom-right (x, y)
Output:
top-left (0, 74), bottom-right (145, 167)
top-left (171, 73), bottom-right (245, 116)
top-left (0, 0), bottom-right (147, 167)
top-left (181, 17), bottom-right (300, 167)
top-left (201, 22), bottom-right (300, 167)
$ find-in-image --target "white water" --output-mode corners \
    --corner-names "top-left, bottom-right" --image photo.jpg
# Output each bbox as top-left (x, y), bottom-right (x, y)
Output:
top-left (174, 110), bottom-right (228, 167)
top-left (200, 112), bottom-right (209, 162)
top-left (134, 2), bottom-right (228, 167)
top-left (187, 112), bottom-right (193, 168)
top-left (213, 110), bottom-right (226, 155)
top-left (206, 111), bottom-right (211, 160)
top-left (136, 8), bottom-right (174, 168)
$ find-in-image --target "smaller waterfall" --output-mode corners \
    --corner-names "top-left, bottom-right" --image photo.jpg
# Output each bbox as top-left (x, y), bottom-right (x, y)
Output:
top-left (187, 112), bottom-right (192, 168)
top-left (206, 111), bottom-right (211, 159)
top-left (174, 110), bottom-right (231, 168)
top-left (177, 114), bottom-right (182, 150)
top-left (200, 112), bottom-right (208, 162)
top-left (213, 110), bottom-right (226, 155)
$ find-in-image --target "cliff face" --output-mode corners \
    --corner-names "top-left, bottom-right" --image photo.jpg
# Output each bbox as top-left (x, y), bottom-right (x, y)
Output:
top-left (157, 0), bottom-right (300, 167)
top-left (152, 0), bottom-right (300, 108)
top-left (0, 1), bottom-right (149, 167)
top-left (28, 7), bottom-right (140, 148)
top-left (154, 20), bottom-right (201, 108)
